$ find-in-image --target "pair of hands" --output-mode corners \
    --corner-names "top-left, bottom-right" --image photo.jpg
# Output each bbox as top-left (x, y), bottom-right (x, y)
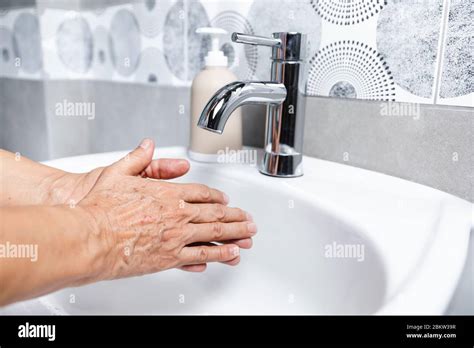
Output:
top-left (51, 139), bottom-right (255, 280)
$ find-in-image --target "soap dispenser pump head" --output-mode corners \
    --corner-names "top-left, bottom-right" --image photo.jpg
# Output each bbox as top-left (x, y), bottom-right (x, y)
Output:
top-left (196, 27), bottom-right (228, 67)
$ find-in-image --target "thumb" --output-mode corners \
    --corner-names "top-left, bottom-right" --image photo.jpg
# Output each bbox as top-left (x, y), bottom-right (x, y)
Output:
top-left (111, 138), bottom-right (154, 176)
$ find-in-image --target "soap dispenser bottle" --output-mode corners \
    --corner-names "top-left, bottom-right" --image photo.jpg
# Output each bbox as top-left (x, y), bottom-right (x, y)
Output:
top-left (189, 27), bottom-right (242, 162)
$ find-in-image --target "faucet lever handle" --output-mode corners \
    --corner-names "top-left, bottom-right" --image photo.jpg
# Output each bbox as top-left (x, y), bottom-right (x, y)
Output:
top-left (231, 32), bottom-right (281, 48)
top-left (232, 32), bottom-right (306, 61)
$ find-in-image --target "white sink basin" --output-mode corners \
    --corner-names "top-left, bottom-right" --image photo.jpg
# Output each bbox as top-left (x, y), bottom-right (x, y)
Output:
top-left (2, 147), bottom-right (472, 314)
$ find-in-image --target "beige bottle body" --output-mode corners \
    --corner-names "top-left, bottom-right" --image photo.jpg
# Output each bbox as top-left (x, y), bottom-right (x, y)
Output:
top-left (189, 67), bottom-right (242, 160)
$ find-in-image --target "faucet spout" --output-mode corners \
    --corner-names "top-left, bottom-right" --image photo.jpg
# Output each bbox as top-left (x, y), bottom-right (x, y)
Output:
top-left (198, 81), bottom-right (286, 134)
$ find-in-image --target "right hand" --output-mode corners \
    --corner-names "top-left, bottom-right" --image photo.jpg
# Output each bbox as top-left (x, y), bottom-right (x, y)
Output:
top-left (78, 139), bottom-right (256, 282)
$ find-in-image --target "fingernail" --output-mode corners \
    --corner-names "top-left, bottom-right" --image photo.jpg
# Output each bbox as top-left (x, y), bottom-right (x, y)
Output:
top-left (247, 222), bottom-right (257, 235)
top-left (139, 138), bottom-right (151, 149)
top-left (222, 192), bottom-right (229, 204)
top-left (246, 212), bottom-right (253, 221)
top-left (231, 246), bottom-right (240, 257)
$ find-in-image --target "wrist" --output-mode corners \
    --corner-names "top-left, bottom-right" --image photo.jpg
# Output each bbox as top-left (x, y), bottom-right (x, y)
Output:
top-left (45, 167), bottom-right (104, 206)
top-left (73, 205), bottom-right (115, 285)
top-left (68, 204), bottom-right (114, 285)
top-left (40, 171), bottom-right (78, 205)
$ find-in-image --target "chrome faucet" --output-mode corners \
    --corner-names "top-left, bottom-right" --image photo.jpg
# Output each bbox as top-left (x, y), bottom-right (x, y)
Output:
top-left (198, 32), bottom-right (307, 177)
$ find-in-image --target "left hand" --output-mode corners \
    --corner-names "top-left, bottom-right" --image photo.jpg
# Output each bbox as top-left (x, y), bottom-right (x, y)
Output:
top-left (45, 140), bottom-right (253, 271)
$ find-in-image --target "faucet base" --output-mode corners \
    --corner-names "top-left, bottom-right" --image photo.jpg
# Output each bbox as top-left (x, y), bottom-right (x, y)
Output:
top-left (260, 152), bottom-right (303, 178)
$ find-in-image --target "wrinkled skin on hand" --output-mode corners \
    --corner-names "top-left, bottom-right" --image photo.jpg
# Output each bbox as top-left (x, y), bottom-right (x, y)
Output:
top-left (61, 139), bottom-right (256, 280)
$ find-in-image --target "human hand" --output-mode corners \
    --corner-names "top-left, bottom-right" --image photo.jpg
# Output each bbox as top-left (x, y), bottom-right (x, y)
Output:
top-left (77, 139), bottom-right (255, 281)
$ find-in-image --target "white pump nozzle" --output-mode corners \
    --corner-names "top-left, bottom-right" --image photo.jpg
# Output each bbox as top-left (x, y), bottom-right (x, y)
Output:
top-left (196, 27), bottom-right (228, 67)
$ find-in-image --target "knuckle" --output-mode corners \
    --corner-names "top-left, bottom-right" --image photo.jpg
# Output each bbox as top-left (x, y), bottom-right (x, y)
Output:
top-left (217, 248), bottom-right (226, 261)
top-left (197, 248), bottom-right (208, 262)
top-left (161, 229), bottom-right (175, 242)
top-left (200, 186), bottom-right (211, 200)
top-left (163, 228), bottom-right (186, 247)
top-left (211, 222), bottom-right (223, 239)
top-left (215, 205), bottom-right (226, 220)
top-left (219, 247), bottom-right (227, 260)
top-left (190, 205), bottom-right (200, 220)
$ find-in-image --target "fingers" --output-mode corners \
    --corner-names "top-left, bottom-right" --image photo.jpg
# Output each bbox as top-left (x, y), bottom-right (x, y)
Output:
top-left (110, 139), bottom-right (190, 179)
top-left (189, 204), bottom-right (250, 223)
top-left (177, 183), bottom-right (229, 205)
top-left (223, 255), bottom-right (240, 266)
top-left (179, 238), bottom-right (252, 271)
top-left (185, 221), bottom-right (257, 244)
top-left (179, 255), bottom-right (240, 272)
top-left (111, 138), bottom-right (154, 176)
top-left (140, 158), bottom-right (190, 180)
top-left (179, 243), bottom-right (240, 265)
top-left (179, 264), bottom-right (207, 272)
top-left (179, 256), bottom-right (240, 271)
top-left (222, 238), bottom-right (253, 249)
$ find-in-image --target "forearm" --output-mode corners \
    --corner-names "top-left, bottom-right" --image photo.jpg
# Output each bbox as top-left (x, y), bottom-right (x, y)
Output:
top-left (0, 149), bottom-right (69, 206)
top-left (0, 205), bottom-right (105, 306)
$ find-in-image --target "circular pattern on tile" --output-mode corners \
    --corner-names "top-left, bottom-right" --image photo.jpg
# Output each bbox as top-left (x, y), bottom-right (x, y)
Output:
top-left (311, 0), bottom-right (386, 25)
top-left (57, 17), bottom-right (93, 73)
top-left (1, 46), bottom-right (8, 61)
top-left (91, 26), bottom-right (114, 79)
top-left (377, 0), bottom-right (442, 98)
top-left (307, 40), bottom-right (395, 101)
top-left (329, 81), bottom-right (357, 98)
top-left (0, 27), bottom-right (19, 76)
top-left (0, 8), bottom-right (8, 17)
top-left (109, 9), bottom-right (141, 76)
top-left (440, 0), bottom-right (473, 98)
top-left (163, 0), bottom-right (210, 81)
top-left (246, 0), bottom-right (321, 80)
top-left (13, 13), bottom-right (42, 73)
top-left (135, 47), bottom-right (170, 84)
top-left (211, 10), bottom-right (258, 80)
top-left (92, 6), bottom-right (107, 16)
top-left (132, 0), bottom-right (167, 38)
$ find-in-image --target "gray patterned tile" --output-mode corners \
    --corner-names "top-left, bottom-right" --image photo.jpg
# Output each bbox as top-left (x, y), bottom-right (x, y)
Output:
top-left (163, 0), bottom-right (210, 81)
top-left (246, 0), bottom-right (321, 80)
top-left (304, 96), bottom-right (474, 202)
top-left (329, 81), bottom-right (357, 99)
top-left (132, 0), bottom-right (167, 38)
top-left (56, 16), bottom-right (93, 73)
top-left (109, 9), bottom-right (141, 76)
top-left (440, 0), bottom-right (473, 98)
top-left (0, 26), bottom-right (18, 76)
top-left (12, 12), bottom-right (42, 73)
top-left (307, 41), bottom-right (396, 101)
top-left (92, 25), bottom-right (114, 79)
top-left (134, 47), bottom-right (163, 84)
top-left (0, 79), bottom-right (49, 160)
top-left (311, 0), bottom-right (386, 26)
top-left (376, 0), bottom-right (443, 98)
top-left (210, 10), bottom-right (257, 80)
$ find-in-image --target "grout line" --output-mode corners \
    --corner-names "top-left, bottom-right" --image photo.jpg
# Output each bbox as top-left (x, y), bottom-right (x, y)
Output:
top-left (183, 0), bottom-right (189, 82)
top-left (35, 1), bottom-right (53, 160)
top-left (432, 0), bottom-right (451, 104)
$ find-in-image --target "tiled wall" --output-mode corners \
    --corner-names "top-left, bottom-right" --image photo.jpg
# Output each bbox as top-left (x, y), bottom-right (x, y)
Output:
top-left (0, 0), bottom-right (472, 107)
